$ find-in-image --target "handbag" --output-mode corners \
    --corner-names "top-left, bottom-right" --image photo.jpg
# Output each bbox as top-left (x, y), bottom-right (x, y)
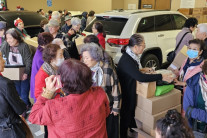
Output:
top-left (167, 32), bottom-right (190, 63)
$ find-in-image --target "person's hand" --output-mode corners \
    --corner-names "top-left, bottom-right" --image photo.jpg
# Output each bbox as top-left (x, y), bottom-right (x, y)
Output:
top-left (172, 69), bottom-right (179, 76)
top-left (22, 74), bottom-right (28, 81)
top-left (111, 111), bottom-right (119, 116)
top-left (162, 73), bottom-right (174, 83)
top-left (140, 68), bottom-right (155, 73)
top-left (68, 28), bottom-right (75, 35)
top-left (45, 75), bottom-right (58, 93)
top-left (174, 79), bottom-right (186, 86)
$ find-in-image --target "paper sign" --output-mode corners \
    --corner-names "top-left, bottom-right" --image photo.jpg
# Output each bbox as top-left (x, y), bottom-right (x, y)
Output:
top-left (180, 0), bottom-right (195, 8)
top-left (47, 0), bottom-right (52, 7)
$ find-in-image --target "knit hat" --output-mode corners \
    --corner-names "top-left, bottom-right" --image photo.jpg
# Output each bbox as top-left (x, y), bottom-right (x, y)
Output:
top-left (64, 15), bottom-right (72, 21)
top-left (14, 18), bottom-right (23, 26)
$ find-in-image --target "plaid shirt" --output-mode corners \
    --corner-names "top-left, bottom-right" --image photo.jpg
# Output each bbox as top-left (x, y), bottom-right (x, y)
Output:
top-left (100, 62), bottom-right (121, 113)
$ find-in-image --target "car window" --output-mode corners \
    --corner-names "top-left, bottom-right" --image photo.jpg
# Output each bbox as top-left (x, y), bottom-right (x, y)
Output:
top-left (84, 17), bottom-right (128, 35)
top-left (155, 15), bottom-right (173, 31)
top-left (172, 14), bottom-right (186, 29)
top-left (137, 16), bottom-right (155, 33)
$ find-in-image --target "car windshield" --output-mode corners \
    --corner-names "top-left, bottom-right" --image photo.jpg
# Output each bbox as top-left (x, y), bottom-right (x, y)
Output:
top-left (84, 17), bottom-right (128, 35)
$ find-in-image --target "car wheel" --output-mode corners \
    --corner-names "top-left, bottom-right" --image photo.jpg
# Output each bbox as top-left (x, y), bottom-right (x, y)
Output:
top-left (141, 54), bottom-right (160, 69)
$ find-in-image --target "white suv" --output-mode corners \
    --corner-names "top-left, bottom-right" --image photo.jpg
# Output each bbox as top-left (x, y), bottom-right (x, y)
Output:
top-left (83, 10), bottom-right (187, 69)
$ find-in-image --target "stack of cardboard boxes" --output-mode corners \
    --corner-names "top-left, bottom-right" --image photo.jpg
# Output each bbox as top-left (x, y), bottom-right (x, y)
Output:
top-left (135, 79), bottom-right (182, 137)
top-left (178, 7), bottom-right (207, 23)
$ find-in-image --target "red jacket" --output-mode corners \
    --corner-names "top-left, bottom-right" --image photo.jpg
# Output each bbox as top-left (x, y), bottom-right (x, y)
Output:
top-left (35, 67), bottom-right (60, 99)
top-left (29, 87), bottom-right (110, 138)
top-left (97, 33), bottom-right (105, 49)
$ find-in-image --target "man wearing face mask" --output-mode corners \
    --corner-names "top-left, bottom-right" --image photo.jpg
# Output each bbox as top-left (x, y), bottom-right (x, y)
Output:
top-left (195, 23), bottom-right (207, 59)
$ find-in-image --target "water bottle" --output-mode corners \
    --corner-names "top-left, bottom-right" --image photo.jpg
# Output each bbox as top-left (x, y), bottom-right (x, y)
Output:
top-left (2, 54), bottom-right (7, 65)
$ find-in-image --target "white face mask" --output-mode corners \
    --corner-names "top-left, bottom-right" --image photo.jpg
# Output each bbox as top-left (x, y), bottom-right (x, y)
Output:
top-left (55, 58), bottom-right (64, 67)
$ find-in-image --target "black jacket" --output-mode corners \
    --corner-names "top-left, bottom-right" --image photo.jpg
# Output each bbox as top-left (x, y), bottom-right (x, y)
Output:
top-left (0, 75), bottom-right (26, 138)
top-left (117, 52), bottom-right (162, 112)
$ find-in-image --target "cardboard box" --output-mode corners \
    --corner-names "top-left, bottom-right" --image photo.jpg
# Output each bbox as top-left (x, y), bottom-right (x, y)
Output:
top-left (203, 15), bottom-right (207, 23)
top-left (193, 8), bottom-right (207, 15)
top-left (75, 36), bottom-right (85, 54)
top-left (167, 46), bottom-right (187, 71)
top-left (2, 66), bottom-right (25, 80)
top-left (24, 37), bottom-right (38, 48)
top-left (133, 128), bottom-right (153, 138)
top-left (135, 104), bottom-right (181, 129)
top-left (137, 89), bottom-right (181, 115)
top-left (192, 15), bottom-right (203, 24)
top-left (178, 8), bottom-right (193, 15)
top-left (136, 81), bottom-right (156, 98)
top-left (185, 15), bottom-right (192, 18)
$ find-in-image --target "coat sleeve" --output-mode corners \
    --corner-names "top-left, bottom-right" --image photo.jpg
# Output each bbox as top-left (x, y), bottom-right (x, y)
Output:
top-left (111, 69), bottom-right (121, 113)
top-left (22, 43), bottom-right (32, 75)
top-left (119, 56), bottom-right (162, 82)
top-left (35, 68), bottom-right (48, 99)
top-left (184, 86), bottom-right (207, 123)
top-left (29, 96), bottom-right (53, 125)
top-left (5, 80), bottom-right (26, 115)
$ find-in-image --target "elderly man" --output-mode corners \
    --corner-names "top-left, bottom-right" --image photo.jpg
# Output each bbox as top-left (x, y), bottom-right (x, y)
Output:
top-left (196, 23), bottom-right (207, 59)
top-left (61, 15), bottom-right (72, 33)
top-left (63, 17), bottom-right (81, 59)
top-left (45, 11), bottom-right (61, 32)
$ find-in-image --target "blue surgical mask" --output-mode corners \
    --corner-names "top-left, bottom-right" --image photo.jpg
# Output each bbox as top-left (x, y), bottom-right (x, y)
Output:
top-left (187, 49), bottom-right (199, 59)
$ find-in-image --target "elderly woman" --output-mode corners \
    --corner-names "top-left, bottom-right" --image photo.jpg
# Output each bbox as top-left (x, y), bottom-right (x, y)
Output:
top-left (117, 34), bottom-right (173, 138)
top-left (183, 60), bottom-right (207, 137)
top-left (83, 34), bottom-right (115, 69)
top-left (35, 44), bottom-right (64, 138)
top-left (63, 17), bottom-right (81, 59)
top-left (0, 28), bottom-right (32, 109)
top-left (30, 32), bottom-right (53, 102)
top-left (0, 21), bottom-right (6, 48)
top-left (35, 44), bottom-right (64, 99)
top-left (174, 39), bottom-right (205, 91)
top-left (14, 18), bottom-right (29, 38)
top-left (81, 43), bottom-right (121, 138)
top-left (29, 59), bottom-right (110, 138)
top-left (0, 52), bottom-right (27, 137)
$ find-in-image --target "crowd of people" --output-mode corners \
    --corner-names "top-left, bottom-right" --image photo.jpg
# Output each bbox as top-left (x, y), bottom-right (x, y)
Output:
top-left (1, 8), bottom-right (207, 138)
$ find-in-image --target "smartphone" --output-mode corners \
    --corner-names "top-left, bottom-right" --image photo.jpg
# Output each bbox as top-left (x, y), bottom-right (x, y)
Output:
top-left (55, 75), bottom-right (62, 89)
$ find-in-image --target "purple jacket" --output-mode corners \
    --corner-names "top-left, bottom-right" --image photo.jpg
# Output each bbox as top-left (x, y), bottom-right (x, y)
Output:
top-left (183, 72), bottom-right (207, 127)
top-left (30, 47), bottom-right (44, 102)
top-left (175, 27), bottom-right (194, 54)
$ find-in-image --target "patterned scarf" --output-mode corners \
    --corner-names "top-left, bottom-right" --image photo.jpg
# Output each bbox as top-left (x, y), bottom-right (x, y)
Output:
top-left (126, 46), bottom-right (142, 68)
top-left (90, 62), bottom-right (103, 86)
top-left (199, 73), bottom-right (207, 110)
top-left (42, 62), bottom-right (56, 76)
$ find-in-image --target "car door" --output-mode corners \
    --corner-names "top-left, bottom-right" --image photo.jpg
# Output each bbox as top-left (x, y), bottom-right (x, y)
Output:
top-left (155, 14), bottom-right (176, 62)
top-left (137, 16), bottom-right (157, 52)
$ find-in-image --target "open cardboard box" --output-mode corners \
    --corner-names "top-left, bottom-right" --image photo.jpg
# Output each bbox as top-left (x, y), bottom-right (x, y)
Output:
top-left (137, 89), bottom-right (181, 115)
top-left (2, 65), bottom-right (25, 80)
top-left (168, 45), bottom-right (188, 71)
top-left (136, 81), bottom-right (156, 98)
top-left (75, 36), bottom-right (85, 54)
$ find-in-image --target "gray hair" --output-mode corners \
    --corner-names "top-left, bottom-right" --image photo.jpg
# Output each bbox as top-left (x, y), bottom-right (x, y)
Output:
top-left (81, 43), bottom-right (103, 62)
top-left (198, 23), bottom-right (207, 35)
top-left (71, 17), bottom-right (81, 26)
top-left (51, 11), bottom-right (60, 20)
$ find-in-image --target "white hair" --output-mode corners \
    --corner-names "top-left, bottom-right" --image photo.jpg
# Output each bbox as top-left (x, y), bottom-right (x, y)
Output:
top-left (198, 23), bottom-right (207, 34)
top-left (71, 17), bottom-right (81, 26)
top-left (51, 11), bottom-right (60, 20)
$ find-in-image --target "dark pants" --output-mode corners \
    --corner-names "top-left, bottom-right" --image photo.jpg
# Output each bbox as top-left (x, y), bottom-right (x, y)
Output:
top-left (14, 79), bottom-right (31, 105)
top-left (120, 109), bottom-right (137, 138)
top-left (44, 126), bottom-right (48, 138)
top-left (106, 114), bottom-right (119, 138)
